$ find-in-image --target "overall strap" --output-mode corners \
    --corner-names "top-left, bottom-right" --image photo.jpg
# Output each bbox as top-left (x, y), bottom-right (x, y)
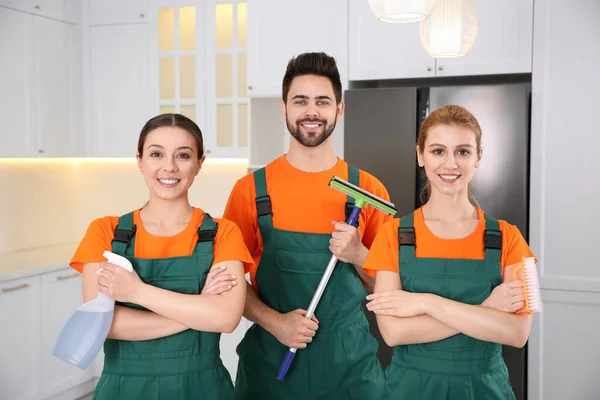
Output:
top-left (253, 167), bottom-right (273, 232)
top-left (345, 164), bottom-right (361, 227)
top-left (112, 212), bottom-right (136, 257)
top-left (398, 212), bottom-right (417, 264)
top-left (194, 213), bottom-right (218, 255)
top-left (483, 214), bottom-right (502, 263)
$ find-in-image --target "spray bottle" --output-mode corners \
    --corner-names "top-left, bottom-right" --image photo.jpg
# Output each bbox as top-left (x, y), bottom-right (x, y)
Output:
top-left (52, 251), bottom-right (133, 369)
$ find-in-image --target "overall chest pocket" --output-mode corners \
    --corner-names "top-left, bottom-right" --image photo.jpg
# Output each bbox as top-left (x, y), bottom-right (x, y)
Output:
top-left (122, 276), bottom-right (201, 355)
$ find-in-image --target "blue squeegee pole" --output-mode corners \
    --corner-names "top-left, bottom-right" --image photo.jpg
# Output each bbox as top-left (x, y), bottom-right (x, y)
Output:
top-left (277, 205), bottom-right (364, 381)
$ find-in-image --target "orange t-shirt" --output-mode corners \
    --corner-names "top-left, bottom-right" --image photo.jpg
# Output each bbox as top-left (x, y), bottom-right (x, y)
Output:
top-left (362, 207), bottom-right (535, 278)
top-left (70, 207), bottom-right (254, 273)
top-left (223, 156), bottom-right (393, 289)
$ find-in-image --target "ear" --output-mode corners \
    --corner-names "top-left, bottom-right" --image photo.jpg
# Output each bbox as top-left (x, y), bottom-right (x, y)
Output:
top-left (475, 147), bottom-right (483, 168)
top-left (336, 100), bottom-right (345, 120)
top-left (195, 154), bottom-right (206, 175)
top-left (416, 145), bottom-right (424, 167)
top-left (280, 100), bottom-right (286, 121)
top-left (136, 153), bottom-right (143, 172)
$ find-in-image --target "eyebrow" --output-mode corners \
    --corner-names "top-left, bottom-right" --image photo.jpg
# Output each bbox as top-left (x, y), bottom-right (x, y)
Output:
top-left (428, 143), bottom-right (474, 149)
top-left (291, 95), bottom-right (333, 101)
top-left (147, 144), bottom-right (195, 152)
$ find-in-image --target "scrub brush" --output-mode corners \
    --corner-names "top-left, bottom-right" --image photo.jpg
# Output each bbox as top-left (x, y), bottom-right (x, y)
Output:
top-left (511, 256), bottom-right (542, 314)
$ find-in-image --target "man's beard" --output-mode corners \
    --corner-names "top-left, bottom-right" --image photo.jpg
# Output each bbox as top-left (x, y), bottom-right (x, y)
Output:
top-left (286, 116), bottom-right (336, 148)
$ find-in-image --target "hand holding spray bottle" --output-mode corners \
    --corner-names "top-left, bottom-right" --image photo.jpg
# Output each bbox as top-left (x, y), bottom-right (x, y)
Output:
top-left (52, 251), bottom-right (133, 369)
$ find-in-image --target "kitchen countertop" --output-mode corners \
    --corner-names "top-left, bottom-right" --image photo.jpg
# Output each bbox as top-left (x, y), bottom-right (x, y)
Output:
top-left (0, 243), bottom-right (79, 282)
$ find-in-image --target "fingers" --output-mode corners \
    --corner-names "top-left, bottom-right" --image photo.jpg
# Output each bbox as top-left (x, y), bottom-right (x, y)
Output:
top-left (203, 274), bottom-right (237, 294)
top-left (506, 280), bottom-right (524, 289)
top-left (512, 301), bottom-right (525, 312)
top-left (206, 265), bottom-right (227, 281)
top-left (331, 221), bottom-right (354, 232)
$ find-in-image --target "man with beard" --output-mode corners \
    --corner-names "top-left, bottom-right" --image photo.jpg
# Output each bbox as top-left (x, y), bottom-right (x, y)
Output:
top-left (223, 52), bottom-right (391, 400)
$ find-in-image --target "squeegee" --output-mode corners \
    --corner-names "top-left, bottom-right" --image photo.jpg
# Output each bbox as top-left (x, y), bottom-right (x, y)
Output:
top-left (276, 175), bottom-right (397, 380)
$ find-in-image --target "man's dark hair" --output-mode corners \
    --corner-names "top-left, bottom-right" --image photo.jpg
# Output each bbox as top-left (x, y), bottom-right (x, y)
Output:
top-left (282, 52), bottom-right (342, 104)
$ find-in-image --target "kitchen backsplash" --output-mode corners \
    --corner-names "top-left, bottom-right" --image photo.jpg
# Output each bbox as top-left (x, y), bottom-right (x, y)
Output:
top-left (0, 159), bottom-right (249, 254)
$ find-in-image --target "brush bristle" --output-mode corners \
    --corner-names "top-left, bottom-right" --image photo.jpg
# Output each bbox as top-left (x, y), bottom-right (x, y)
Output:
top-left (523, 257), bottom-right (542, 313)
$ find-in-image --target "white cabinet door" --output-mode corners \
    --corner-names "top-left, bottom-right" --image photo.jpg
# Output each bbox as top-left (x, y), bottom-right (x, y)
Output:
top-left (348, 0), bottom-right (435, 80)
top-left (32, 0), bottom-right (80, 24)
top-left (0, 276), bottom-right (41, 400)
top-left (33, 16), bottom-right (79, 157)
top-left (247, 0), bottom-right (349, 97)
top-left (89, 0), bottom-right (147, 26)
top-left (436, 0), bottom-right (533, 77)
top-left (90, 23), bottom-right (151, 157)
top-left (0, 8), bottom-right (35, 158)
top-left (0, 0), bottom-right (33, 14)
top-left (40, 268), bottom-right (92, 397)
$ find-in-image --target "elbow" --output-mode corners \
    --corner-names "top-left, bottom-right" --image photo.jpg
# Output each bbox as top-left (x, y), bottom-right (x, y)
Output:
top-left (508, 318), bottom-right (532, 348)
top-left (377, 320), bottom-right (398, 347)
top-left (221, 319), bottom-right (240, 334)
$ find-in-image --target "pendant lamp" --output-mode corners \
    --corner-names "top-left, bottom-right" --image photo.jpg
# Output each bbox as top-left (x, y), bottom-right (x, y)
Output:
top-left (368, 0), bottom-right (438, 23)
top-left (420, 0), bottom-right (478, 58)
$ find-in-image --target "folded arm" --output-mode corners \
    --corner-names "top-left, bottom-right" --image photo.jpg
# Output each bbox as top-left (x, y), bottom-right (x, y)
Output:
top-left (83, 262), bottom-right (187, 341)
top-left (370, 270), bottom-right (459, 347)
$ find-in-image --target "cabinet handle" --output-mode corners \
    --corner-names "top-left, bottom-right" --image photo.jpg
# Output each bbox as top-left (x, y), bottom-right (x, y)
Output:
top-left (205, 149), bottom-right (212, 155)
top-left (438, 66), bottom-right (444, 71)
top-left (427, 66), bottom-right (432, 71)
top-left (57, 273), bottom-right (79, 281)
top-left (140, 13), bottom-right (145, 18)
top-left (38, 149), bottom-right (44, 154)
top-left (2, 283), bottom-right (29, 293)
top-left (247, 86), bottom-right (252, 90)
top-left (34, 5), bottom-right (41, 9)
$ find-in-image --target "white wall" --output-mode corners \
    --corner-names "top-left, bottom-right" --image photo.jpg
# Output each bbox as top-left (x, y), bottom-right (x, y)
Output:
top-left (0, 160), bottom-right (248, 254)
top-left (528, 1), bottom-right (600, 399)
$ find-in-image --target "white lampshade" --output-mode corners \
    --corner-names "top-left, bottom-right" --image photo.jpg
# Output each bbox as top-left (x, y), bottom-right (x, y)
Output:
top-left (420, 0), bottom-right (477, 58)
top-left (368, 0), bottom-right (439, 23)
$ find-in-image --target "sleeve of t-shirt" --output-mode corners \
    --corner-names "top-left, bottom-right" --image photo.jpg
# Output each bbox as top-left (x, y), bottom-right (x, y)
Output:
top-left (213, 218), bottom-right (255, 273)
top-left (359, 171), bottom-right (394, 249)
top-left (222, 175), bottom-right (259, 275)
top-left (69, 217), bottom-right (118, 273)
top-left (500, 221), bottom-right (536, 271)
top-left (362, 218), bottom-right (400, 278)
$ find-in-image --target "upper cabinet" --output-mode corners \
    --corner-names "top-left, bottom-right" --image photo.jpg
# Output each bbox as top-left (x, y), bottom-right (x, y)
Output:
top-left (246, 0), bottom-right (348, 97)
top-left (0, 0), bottom-right (80, 23)
top-left (349, 0), bottom-right (534, 81)
top-left (89, 0), bottom-right (147, 25)
top-left (86, 0), bottom-right (249, 158)
top-left (0, 4), bottom-right (80, 158)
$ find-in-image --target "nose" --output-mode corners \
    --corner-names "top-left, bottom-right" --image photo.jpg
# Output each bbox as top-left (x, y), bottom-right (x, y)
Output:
top-left (304, 103), bottom-right (319, 118)
top-left (444, 153), bottom-right (458, 169)
top-left (163, 156), bottom-right (178, 172)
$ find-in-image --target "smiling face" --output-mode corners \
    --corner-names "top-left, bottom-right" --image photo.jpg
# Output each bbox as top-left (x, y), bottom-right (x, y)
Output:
top-left (417, 123), bottom-right (481, 198)
top-left (137, 126), bottom-right (204, 201)
top-left (281, 74), bottom-right (343, 148)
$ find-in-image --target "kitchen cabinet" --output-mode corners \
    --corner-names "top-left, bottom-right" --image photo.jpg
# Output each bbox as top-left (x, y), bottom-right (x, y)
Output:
top-left (0, 6), bottom-right (80, 158)
top-left (0, 0), bottom-right (79, 23)
top-left (89, 23), bottom-right (151, 157)
top-left (89, 0), bottom-right (147, 26)
top-left (0, 276), bottom-right (41, 400)
top-left (33, 16), bottom-right (80, 157)
top-left (40, 269), bottom-right (92, 397)
top-left (0, 8), bottom-right (35, 157)
top-left (246, 0), bottom-right (348, 97)
top-left (349, 0), bottom-right (533, 80)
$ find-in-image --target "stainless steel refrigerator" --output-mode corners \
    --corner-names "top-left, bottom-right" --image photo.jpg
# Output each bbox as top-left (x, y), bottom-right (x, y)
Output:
top-left (344, 83), bottom-right (531, 400)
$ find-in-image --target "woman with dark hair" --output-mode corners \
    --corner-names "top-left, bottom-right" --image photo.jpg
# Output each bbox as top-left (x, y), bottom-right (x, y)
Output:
top-left (363, 105), bottom-right (536, 400)
top-left (69, 113), bottom-right (252, 399)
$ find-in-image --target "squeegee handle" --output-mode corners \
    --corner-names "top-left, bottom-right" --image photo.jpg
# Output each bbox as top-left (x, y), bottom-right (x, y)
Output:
top-left (277, 205), bottom-right (364, 381)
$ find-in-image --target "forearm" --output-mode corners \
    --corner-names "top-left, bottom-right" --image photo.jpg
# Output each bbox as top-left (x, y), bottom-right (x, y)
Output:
top-left (107, 305), bottom-right (188, 340)
top-left (134, 283), bottom-right (244, 334)
top-left (351, 245), bottom-right (375, 293)
top-left (377, 313), bottom-right (459, 346)
top-left (424, 294), bottom-right (532, 348)
top-left (243, 282), bottom-right (282, 335)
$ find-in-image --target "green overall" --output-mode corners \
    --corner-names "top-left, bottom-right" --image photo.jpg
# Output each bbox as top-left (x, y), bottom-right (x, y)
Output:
top-left (384, 212), bottom-right (515, 400)
top-left (93, 212), bottom-right (234, 400)
top-left (234, 166), bottom-right (385, 400)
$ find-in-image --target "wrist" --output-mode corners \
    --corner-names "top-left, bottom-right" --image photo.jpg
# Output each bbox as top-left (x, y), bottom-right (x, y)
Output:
top-left (352, 244), bottom-right (369, 268)
top-left (420, 293), bottom-right (439, 315)
top-left (133, 282), bottom-right (150, 305)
